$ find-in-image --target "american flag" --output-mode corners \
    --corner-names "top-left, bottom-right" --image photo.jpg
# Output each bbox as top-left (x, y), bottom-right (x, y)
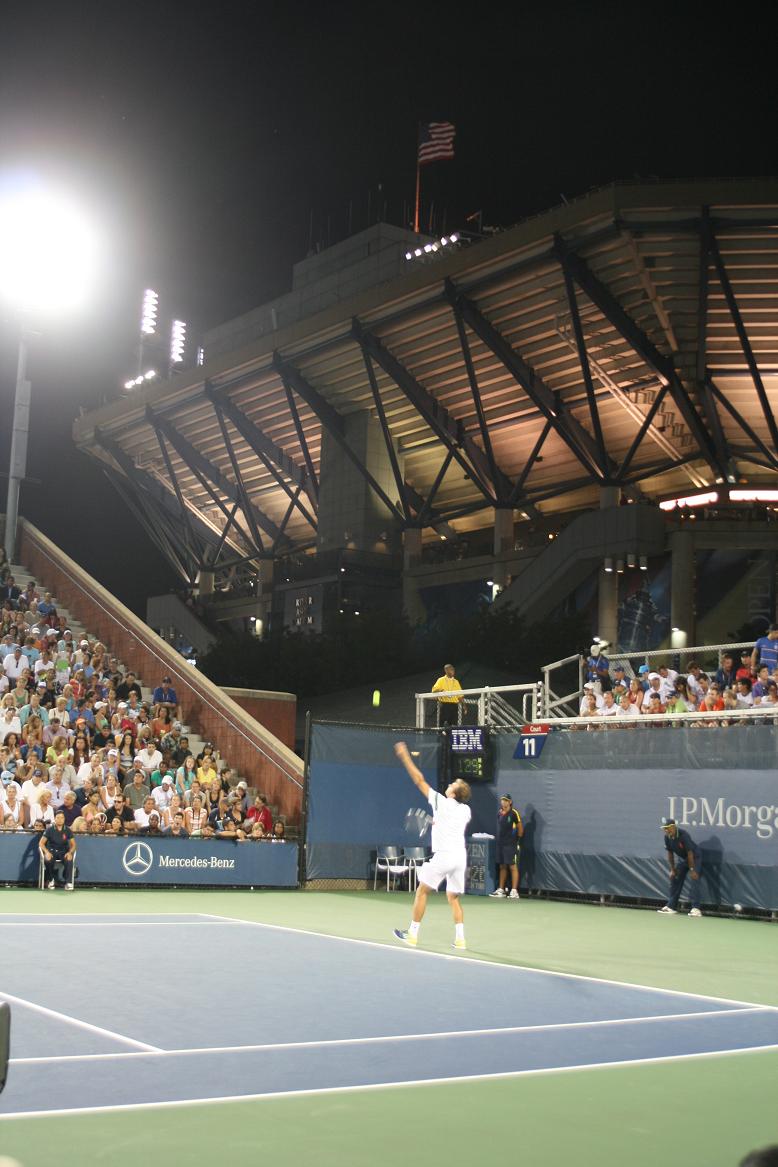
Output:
top-left (418, 122), bottom-right (456, 165)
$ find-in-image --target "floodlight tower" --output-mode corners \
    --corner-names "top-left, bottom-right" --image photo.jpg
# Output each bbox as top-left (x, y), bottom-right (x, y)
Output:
top-left (0, 180), bottom-right (97, 561)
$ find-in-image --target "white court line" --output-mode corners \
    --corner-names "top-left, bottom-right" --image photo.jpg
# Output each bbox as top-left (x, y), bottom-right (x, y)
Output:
top-left (198, 913), bottom-right (778, 1014)
top-left (0, 922), bottom-right (224, 927)
top-left (0, 991), bottom-right (162, 1054)
top-left (1, 1042), bottom-right (777, 1121)
top-left (7, 1005), bottom-right (768, 1065)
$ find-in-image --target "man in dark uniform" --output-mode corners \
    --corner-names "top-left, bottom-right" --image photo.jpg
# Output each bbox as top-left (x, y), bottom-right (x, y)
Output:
top-left (40, 809), bottom-right (76, 890)
top-left (489, 794), bottom-right (524, 899)
top-left (657, 817), bottom-right (703, 917)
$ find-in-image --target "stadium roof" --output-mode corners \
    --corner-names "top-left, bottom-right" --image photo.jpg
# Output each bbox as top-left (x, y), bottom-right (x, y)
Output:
top-left (74, 178), bottom-right (778, 583)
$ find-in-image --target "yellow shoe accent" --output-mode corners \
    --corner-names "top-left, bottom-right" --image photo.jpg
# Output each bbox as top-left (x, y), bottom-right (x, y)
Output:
top-left (452, 938), bottom-right (467, 950)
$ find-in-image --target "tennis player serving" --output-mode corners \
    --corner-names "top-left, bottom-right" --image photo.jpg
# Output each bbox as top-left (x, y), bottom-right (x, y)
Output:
top-left (392, 741), bottom-right (472, 950)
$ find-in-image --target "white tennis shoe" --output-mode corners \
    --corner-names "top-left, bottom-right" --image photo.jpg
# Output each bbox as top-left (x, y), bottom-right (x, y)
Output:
top-left (657, 905), bottom-right (677, 914)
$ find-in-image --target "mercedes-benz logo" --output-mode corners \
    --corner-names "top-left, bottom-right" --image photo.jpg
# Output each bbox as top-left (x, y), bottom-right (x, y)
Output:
top-left (122, 841), bottom-right (154, 877)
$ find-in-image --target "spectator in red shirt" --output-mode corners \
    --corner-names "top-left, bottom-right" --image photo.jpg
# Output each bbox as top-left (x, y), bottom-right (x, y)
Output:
top-left (246, 793), bottom-right (272, 834)
top-left (643, 692), bottom-right (666, 716)
top-left (736, 650), bottom-right (754, 682)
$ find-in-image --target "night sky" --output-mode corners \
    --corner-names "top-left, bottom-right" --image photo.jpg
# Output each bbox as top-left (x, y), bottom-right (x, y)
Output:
top-left (0, 1), bottom-right (775, 612)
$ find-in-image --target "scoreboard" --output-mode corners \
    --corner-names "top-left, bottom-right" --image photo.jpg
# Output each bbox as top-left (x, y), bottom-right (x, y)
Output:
top-left (447, 726), bottom-right (494, 783)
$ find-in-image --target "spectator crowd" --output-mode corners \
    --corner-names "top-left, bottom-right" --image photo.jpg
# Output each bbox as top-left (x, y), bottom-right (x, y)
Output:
top-left (576, 629), bottom-right (778, 727)
top-left (0, 568), bottom-right (287, 845)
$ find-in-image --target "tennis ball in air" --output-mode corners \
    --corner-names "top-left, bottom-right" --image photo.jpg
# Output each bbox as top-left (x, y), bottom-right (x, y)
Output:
top-left (734, 902), bottom-right (743, 913)
top-left (372, 689), bottom-right (381, 707)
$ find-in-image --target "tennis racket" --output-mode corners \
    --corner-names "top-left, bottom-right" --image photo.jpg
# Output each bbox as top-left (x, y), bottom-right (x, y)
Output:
top-left (404, 807), bottom-right (432, 839)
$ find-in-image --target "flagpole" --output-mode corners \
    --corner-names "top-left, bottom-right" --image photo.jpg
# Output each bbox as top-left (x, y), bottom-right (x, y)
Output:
top-left (414, 123), bottom-right (421, 234)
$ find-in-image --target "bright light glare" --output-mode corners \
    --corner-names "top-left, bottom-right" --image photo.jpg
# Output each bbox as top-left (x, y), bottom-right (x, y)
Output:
top-left (0, 182), bottom-right (97, 314)
top-left (659, 491), bottom-right (718, 511)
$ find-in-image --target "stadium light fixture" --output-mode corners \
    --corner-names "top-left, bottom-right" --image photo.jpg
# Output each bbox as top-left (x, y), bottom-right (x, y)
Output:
top-left (140, 288), bottom-right (159, 336)
top-left (639, 556), bottom-right (648, 571)
top-left (170, 319), bottom-right (187, 365)
top-left (616, 559), bottom-right (625, 574)
top-left (627, 553), bottom-right (636, 569)
top-left (604, 558), bottom-right (613, 573)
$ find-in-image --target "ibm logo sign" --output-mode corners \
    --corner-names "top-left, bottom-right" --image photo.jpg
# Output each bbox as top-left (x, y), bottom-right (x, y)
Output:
top-left (450, 727), bottom-right (484, 752)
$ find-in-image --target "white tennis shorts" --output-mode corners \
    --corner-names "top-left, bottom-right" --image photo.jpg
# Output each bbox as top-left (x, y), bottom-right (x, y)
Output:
top-left (418, 850), bottom-right (467, 896)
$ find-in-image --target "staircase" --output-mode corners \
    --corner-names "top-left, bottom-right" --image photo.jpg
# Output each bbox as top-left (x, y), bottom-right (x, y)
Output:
top-left (494, 504), bottom-right (667, 621)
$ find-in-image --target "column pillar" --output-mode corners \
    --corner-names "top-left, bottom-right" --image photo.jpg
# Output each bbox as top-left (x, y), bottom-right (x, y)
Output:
top-left (402, 527), bottom-right (425, 625)
top-left (597, 566), bottom-right (619, 648)
top-left (670, 527), bottom-right (695, 651)
top-left (492, 507), bottom-right (514, 588)
top-left (198, 569), bottom-right (215, 597)
top-left (597, 485), bottom-right (619, 646)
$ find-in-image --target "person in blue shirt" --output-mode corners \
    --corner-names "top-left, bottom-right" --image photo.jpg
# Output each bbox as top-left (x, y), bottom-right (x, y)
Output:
top-left (751, 624), bottom-right (778, 674)
top-left (583, 643), bottom-right (610, 691)
top-left (657, 817), bottom-right (703, 917)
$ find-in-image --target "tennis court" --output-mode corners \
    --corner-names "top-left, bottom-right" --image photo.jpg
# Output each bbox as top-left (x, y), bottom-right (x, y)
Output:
top-left (0, 888), bottom-right (776, 1165)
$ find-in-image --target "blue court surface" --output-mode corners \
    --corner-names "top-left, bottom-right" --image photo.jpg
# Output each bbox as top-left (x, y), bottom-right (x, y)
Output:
top-left (1, 913), bottom-right (777, 1119)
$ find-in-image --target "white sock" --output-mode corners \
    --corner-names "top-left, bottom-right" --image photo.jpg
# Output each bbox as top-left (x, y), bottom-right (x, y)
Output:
top-left (455, 923), bottom-right (464, 940)
top-left (409, 921), bottom-right (420, 937)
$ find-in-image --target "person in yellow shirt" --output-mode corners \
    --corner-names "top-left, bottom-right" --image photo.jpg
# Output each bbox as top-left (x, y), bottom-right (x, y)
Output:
top-left (431, 664), bottom-right (463, 726)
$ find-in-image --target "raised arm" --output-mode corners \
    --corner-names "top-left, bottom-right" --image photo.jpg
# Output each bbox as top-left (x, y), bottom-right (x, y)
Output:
top-left (394, 742), bottom-right (430, 800)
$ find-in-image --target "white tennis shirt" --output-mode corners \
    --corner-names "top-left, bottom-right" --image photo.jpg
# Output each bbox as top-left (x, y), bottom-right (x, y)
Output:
top-left (427, 788), bottom-right (471, 854)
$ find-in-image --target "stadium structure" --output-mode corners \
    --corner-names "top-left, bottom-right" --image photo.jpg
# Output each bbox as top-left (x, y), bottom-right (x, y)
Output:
top-left (73, 178), bottom-right (778, 654)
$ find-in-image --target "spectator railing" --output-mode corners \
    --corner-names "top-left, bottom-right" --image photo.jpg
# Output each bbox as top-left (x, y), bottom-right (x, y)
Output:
top-left (519, 705), bottom-right (778, 731)
top-left (541, 641), bottom-right (755, 719)
top-left (415, 683), bottom-right (542, 729)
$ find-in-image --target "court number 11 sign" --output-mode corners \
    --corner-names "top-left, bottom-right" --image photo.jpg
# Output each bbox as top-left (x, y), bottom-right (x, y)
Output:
top-left (513, 724), bottom-right (550, 762)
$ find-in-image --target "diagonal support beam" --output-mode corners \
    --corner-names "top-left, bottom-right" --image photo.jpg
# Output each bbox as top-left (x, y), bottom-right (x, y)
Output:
top-left (450, 302), bottom-right (502, 493)
top-left (695, 212), bottom-right (731, 480)
top-left (706, 378), bottom-right (778, 469)
top-left (273, 354), bottom-right (405, 522)
top-left (205, 382), bottom-right (317, 508)
top-left (211, 407), bottom-right (266, 552)
top-left (448, 284), bottom-right (606, 482)
top-left (210, 395), bottom-right (316, 533)
top-left (361, 349), bottom-right (411, 520)
top-left (352, 317), bottom-right (507, 504)
top-left (152, 426), bottom-right (210, 563)
top-left (553, 235), bottom-right (721, 477)
top-left (558, 251), bottom-right (610, 476)
top-left (94, 428), bottom-right (231, 559)
top-left (146, 407), bottom-right (289, 548)
top-left (101, 466), bottom-right (193, 584)
top-left (706, 229), bottom-right (778, 454)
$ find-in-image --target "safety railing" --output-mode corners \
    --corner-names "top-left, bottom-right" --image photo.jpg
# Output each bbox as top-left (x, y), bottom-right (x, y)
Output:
top-left (541, 641), bottom-right (755, 719)
top-left (415, 683), bottom-right (542, 729)
top-left (531, 705), bottom-right (778, 731)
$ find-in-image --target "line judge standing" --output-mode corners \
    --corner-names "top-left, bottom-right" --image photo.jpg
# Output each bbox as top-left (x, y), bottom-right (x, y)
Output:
top-left (431, 663), bottom-right (463, 727)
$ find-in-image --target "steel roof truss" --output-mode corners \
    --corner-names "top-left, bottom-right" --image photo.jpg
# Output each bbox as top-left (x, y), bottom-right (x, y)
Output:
top-left (450, 287), bottom-right (606, 484)
top-left (707, 229), bottom-right (778, 454)
top-left (211, 404), bottom-right (266, 553)
top-left (559, 257), bottom-right (610, 476)
top-left (352, 317), bottom-right (502, 505)
top-left (361, 349), bottom-right (411, 520)
top-left (205, 382), bottom-right (317, 507)
top-left (705, 378), bottom-right (778, 469)
top-left (450, 302), bottom-right (502, 496)
top-left (146, 407), bottom-right (287, 547)
top-left (554, 235), bottom-right (721, 478)
top-left (275, 355), bottom-right (406, 523)
top-left (152, 426), bottom-right (212, 564)
top-left (101, 466), bottom-right (193, 584)
top-left (94, 428), bottom-right (233, 561)
top-left (508, 420), bottom-right (553, 506)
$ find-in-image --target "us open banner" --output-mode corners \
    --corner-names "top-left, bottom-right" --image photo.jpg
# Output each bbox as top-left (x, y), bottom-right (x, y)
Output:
top-left (0, 834), bottom-right (298, 887)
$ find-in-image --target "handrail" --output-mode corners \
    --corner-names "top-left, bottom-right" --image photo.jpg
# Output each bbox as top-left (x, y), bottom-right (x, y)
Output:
top-left (525, 706), bottom-right (778, 729)
top-left (541, 640), bottom-right (756, 719)
top-left (414, 682), bottom-right (542, 729)
top-left (18, 519), bottom-right (303, 788)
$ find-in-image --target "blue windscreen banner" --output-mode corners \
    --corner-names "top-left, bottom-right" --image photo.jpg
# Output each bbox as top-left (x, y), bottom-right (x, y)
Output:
top-left (0, 833), bottom-right (298, 888)
top-left (306, 722), bottom-right (778, 909)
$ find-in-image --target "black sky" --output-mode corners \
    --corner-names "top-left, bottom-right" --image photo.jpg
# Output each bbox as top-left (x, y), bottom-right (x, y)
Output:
top-left (0, 0), bottom-right (776, 612)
